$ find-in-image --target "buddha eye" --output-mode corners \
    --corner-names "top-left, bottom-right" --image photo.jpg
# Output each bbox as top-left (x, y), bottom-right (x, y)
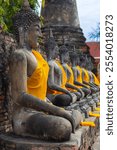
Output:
top-left (36, 28), bottom-right (39, 32)
top-left (35, 26), bottom-right (39, 31)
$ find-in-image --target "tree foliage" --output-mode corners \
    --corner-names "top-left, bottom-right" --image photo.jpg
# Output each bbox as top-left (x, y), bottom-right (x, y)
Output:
top-left (88, 23), bottom-right (100, 41)
top-left (0, 0), bottom-right (42, 32)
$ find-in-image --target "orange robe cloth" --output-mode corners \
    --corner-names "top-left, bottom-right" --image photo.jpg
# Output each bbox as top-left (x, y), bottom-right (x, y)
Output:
top-left (97, 74), bottom-right (100, 83)
top-left (56, 61), bottom-right (67, 89)
top-left (82, 68), bottom-right (90, 83)
top-left (92, 72), bottom-right (100, 86)
top-left (76, 65), bottom-right (84, 88)
top-left (47, 61), bottom-right (68, 95)
top-left (27, 50), bottom-right (49, 101)
top-left (66, 64), bottom-right (77, 91)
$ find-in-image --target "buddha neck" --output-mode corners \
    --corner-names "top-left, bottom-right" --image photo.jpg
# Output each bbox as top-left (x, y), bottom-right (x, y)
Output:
top-left (18, 35), bottom-right (38, 52)
top-left (47, 53), bottom-right (55, 61)
top-left (23, 44), bottom-right (32, 52)
top-left (71, 59), bottom-right (76, 67)
top-left (59, 54), bottom-right (64, 64)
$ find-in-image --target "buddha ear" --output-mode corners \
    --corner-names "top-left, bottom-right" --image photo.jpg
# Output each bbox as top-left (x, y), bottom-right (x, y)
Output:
top-left (18, 27), bottom-right (25, 48)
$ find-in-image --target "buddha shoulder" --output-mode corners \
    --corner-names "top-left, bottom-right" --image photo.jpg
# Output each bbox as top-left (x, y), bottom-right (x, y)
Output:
top-left (48, 60), bottom-right (57, 66)
top-left (10, 49), bottom-right (26, 63)
top-left (72, 66), bottom-right (77, 71)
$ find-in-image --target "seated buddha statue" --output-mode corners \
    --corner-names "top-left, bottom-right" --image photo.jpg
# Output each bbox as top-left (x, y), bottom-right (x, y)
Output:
top-left (80, 54), bottom-right (99, 93)
top-left (9, 0), bottom-right (82, 142)
top-left (88, 71), bottom-right (100, 87)
top-left (45, 30), bottom-right (80, 106)
top-left (69, 49), bottom-right (91, 97)
top-left (97, 62), bottom-right (100, 82)
top-left (58, 43), bottom-right (84, 100)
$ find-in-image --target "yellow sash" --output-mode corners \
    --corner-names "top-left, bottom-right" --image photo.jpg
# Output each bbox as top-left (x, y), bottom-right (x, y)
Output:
top-left (56, 61), bottom-right (67, 90)
top-left (66, 64), bottom-right (77, 91)
top-left (97, 74), bottom-right (100, 82)
top-left (82, 68), bottom-right (90, 83)
top-left (47, 61), bottom-right (67, 95)
top-left (27, 50), bottom-right (49, 101)
top-left (92, 72), bottom-right (100, 86)
top-left (76, 66), bottom-right (83, 88)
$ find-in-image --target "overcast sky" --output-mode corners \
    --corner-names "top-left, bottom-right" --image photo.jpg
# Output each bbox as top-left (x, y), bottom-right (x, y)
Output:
top-left (39, 0), bottom-right (100, 42)
top-left (76, 0), bottom-right (100, 41)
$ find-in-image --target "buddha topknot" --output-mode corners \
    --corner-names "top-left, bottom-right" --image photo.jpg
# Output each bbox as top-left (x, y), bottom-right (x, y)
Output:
top-left (13, 0), bottom-right (40, 42)
top-left (45, 28), bottom-right (58, 55)
top-left (59, 38), bottom-right (68, 54)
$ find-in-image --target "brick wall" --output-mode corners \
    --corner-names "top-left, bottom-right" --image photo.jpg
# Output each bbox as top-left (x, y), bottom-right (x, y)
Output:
top-left (0, 32), bottom-right (16, 133)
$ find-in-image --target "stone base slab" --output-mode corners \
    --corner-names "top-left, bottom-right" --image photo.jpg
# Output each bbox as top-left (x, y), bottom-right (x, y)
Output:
top-left (0, 117), bottom-right (99, 150)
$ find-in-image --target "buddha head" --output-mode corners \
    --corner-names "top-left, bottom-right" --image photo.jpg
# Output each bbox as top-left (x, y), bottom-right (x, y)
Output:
top-left (85, 54), bottom-right (94, 71)
top-left (59, 38), bottom-right (69, 64)
top-left (44, 28), bottom-right (59, 60)
top-left (69, 46), bottom-right (78, 66)
top-left (13, 0), bottom-right (42, 50)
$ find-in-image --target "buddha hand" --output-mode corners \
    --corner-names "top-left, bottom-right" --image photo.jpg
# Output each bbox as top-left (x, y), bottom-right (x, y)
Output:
top-left (71, 93), bottom-right (77, 103)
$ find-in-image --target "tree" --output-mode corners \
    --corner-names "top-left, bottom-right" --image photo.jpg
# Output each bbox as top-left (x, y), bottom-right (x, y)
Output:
top-left (0, 0), bottom-right (45, 32)
top-left (88, 23), bottom-right (100, 41)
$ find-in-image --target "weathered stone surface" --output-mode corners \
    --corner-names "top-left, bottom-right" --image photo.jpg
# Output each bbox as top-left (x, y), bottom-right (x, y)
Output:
top-left (91, 134), bottom-right (100, 150)
top-left (41, 0), bottom-right (86, 49)
top-left (0, 33), bottom-right (16, 134)
top-left (42, 0), bottom-right (80, 27)
top-left (0, 117), bottom-right (99, 150)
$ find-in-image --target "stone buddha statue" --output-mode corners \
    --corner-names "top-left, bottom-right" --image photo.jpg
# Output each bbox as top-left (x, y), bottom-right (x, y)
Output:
top-left (45, 29), bottom-right (82, 128)
top-left (80, 54), bottom-right (99, 93)
top-left (58, 43), bottom-right (85, 100)
top-left (9, 0), bottom-right (81, 141)
top-left (45, 29), bottom-right (76, 106)
top-left (85, 55), bottom-right (100, 88)
top-left (88, 71), bottom-right (100, 87)
top-left (45, 29), bottom-right (82, 107)
top-left (69, 49), bottom-right (91, 96)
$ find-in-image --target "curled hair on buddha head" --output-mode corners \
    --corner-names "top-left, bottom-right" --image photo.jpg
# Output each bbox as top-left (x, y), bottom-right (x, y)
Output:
top-left (59, 37), bottom-right (68, 55)
top-left (13, 0), bottom-right (40, 44)
top-left (44, 28), bottom-right (58, 55)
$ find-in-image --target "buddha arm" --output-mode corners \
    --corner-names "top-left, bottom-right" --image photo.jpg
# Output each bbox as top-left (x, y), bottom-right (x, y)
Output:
top-left (48, 63), bottom-right (73, 98)
top-left (62, 64), bottom-right (71, 81)
top-left (65, 83), bottom-right (84, 97)
top-left (62, 64), bottom-right (84, 95)
top-left (82, 70), bottom-right (94, 88)
top-left (72, 67), bottom-right (89, 88)
top-left (83, 81), bottom-right (97, 88)
top-left (89, 82), bottom-right (99, 87)
top-left (9, 51), bottom-right (75, 133)
top-left (89, 82), bottom-right (100, 91)
top-left (20, 93), bottom-right (75, 133)
top-left (74, 80), bottom-right (89, 88)
top-left (83, 81), bottom-right (97, 93)
top-left (83, 81), bottom-right (91, 86)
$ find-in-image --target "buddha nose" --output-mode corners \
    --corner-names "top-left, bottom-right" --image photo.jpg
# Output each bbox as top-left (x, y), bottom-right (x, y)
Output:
top-left (38, 29), bottom-right (43, 38)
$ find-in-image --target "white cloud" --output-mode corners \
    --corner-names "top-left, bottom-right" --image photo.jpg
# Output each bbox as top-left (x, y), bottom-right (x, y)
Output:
top-left (38, 0), bottom-right (100, 41)
top-left (77, 0), bottom-right (100, 41)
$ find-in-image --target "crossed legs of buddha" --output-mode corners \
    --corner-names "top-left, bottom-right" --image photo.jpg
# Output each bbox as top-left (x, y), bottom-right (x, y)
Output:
top-left (13, 107), bottom-right (82, 141)
top-left (13, 107), bottom-right (72, 141)
top-left (47, 92), bottom-right (82, 107)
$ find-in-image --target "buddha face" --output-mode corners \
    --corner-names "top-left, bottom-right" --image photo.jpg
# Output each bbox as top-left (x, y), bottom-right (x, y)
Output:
top-left (77, 55), bottom-right (80, 65)
top-left (27, 22), bottom-right (42, 49)
top-left (46, 43), bottom-right (59, 60)
top-left (69, 53), bottom-right (77, 66)
top-left (79, 54), bottom-right (86, 67)
top-left (60, 51), bottom-right (69, 63)
top-left (53, 45), bottom-right (59, 59)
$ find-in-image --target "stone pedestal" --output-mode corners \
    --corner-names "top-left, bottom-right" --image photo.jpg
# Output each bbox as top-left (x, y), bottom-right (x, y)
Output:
top-left (0, 117), bottom-right (99, 150)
